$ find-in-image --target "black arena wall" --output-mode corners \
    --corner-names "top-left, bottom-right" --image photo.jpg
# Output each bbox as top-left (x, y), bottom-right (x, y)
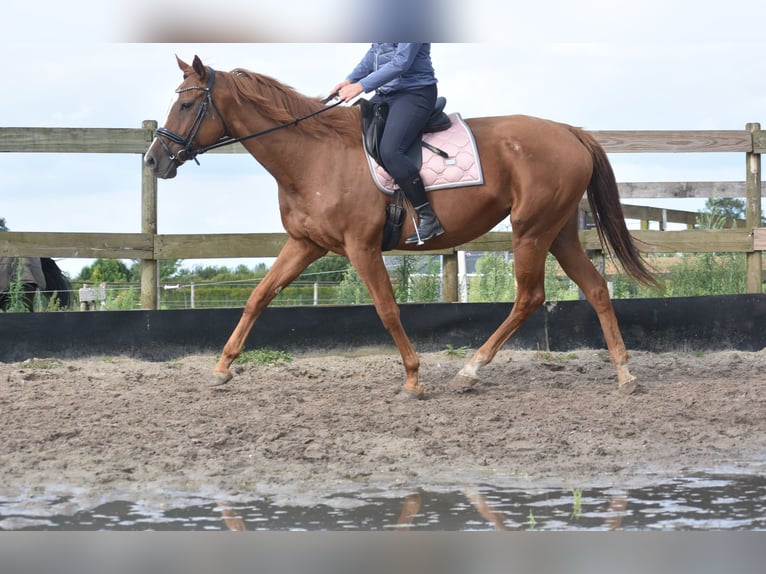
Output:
top-left (1, 295), bottom-right (765, 362)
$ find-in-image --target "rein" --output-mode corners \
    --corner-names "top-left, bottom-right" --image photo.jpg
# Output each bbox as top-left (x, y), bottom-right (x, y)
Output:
top-left (155, 66), bottom-right (342, 165)
top-left (198, 91), bottom-right (343, 156)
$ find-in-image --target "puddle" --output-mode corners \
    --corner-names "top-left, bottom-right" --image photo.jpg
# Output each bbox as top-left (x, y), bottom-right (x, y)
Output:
top-left (1, 473), bottom-right (764, 531)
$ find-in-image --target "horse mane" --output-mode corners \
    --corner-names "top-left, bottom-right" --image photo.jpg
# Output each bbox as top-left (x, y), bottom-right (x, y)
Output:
top-left (219, 68), bottom-right (361, 145)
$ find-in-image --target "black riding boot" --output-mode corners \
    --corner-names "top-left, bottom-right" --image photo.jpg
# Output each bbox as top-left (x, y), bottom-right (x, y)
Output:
top-left (399, 175), bottom-right (444, 244)
top-left (405, 203), bottom-right (445, 245)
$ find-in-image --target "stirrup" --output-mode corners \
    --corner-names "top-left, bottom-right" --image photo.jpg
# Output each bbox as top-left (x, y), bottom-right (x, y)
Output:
top-left (405, 231), bottom-right (425, 246)
top-left (404, 221), bottom-right (444, 245)
top-left (404, 212), bottom-right (425, 245)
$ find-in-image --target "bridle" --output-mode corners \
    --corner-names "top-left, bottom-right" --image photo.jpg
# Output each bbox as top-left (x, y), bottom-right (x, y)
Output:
top-left (155, 66), bottom-right (228, 166)
top-left (154, 66), bottom-right (342, 166)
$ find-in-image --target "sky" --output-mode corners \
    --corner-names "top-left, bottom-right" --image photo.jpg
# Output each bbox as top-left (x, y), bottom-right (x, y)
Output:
top-left (2, 2), bottom-right (766, 277)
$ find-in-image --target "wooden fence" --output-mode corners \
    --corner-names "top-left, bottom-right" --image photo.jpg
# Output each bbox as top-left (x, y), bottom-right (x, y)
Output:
top-left (1, 121), bottom-right (764, 308)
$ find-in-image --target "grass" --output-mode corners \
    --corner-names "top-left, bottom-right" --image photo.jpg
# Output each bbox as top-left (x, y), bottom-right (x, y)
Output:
top-left (571, 488), bottom-right (583, 520)
top-left (527, 510), bottom-right (537, 529)
top-left (20, 358), bottom-right (63, 369)
top-left (537, 351), bottom-right (579, 363)
top-left (443, 344), bottom-right (471, 358)
top-left (234, 348), bottom-right (293, 366)
top-left (4, 263), bottom-right (29, 312)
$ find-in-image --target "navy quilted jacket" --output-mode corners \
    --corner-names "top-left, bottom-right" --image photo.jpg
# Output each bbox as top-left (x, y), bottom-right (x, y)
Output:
top-left (346, 43), bottom-right (437, 95)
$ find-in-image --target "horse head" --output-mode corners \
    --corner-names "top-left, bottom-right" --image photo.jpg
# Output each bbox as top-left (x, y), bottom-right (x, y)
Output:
top-left (144, 56), bottom-right (228, 179)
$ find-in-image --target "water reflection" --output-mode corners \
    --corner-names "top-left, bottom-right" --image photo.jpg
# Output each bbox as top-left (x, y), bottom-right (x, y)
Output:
top-left (1, 473), bottom-right (764, 531)
top-left (394, 490), bottom-right (515, 531)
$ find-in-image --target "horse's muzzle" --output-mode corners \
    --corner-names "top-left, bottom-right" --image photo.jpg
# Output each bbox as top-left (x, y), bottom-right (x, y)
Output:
top-left (144, 140), bottom-right (179, 179)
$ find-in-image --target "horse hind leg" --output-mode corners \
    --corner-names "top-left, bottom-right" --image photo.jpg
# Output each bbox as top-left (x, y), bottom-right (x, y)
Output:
top-left (451, 239), bottom-right (548, 392)
top-left (549, 217), bottom-right (637, 394)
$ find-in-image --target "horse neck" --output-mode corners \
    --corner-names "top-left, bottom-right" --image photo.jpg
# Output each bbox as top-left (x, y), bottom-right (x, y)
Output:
top-left (224, 101), bottom-right (323, 181)
top-left (236, 122), bottom-right (318, 183)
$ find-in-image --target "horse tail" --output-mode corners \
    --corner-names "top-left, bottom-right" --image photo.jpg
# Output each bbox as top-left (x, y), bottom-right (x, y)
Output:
top-left (40, 257), bottom-right (73, 308)
top-left (570, 127), bottom-right (658, 287)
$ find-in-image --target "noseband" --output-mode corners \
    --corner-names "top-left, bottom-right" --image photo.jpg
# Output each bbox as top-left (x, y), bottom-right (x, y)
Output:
top-left (155, 66), bottom-right (228, 165)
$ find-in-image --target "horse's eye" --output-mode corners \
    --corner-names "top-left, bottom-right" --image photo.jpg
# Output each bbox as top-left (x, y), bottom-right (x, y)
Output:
top-left (180, 101), bottom-right (194, 111)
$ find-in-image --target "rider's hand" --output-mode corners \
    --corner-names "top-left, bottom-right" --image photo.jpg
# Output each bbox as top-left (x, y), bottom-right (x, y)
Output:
top-left (334, 81), bottom-right (364, 102)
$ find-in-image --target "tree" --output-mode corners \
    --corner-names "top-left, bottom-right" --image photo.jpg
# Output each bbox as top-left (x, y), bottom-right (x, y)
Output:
top-left (699, 197), bottom-right (765, 227)
top-left (335, 267), bottom-right (371, 304)
top-left (0, 218), bottom-right (7, 231)
top-left (159, 259), bottom-right (183, 280)
top-left (703, 197), bottom-right (744, 219)
top-left (298, 256), bottom-right (351, 283)
top-left (391, 256), bottom-right (417, 302)
top-left (125, 259), bottom-right (183, 282)
top-left (698, 198), bottom-right (745, 228)
top-left (409, 256), bottom-right (442, 302)
top-left (77, 259), bottom-right (131, 282)
top-left (175, 264), bottom-right (231, 281)
top-left (470, 253), bottom-right (515, 302)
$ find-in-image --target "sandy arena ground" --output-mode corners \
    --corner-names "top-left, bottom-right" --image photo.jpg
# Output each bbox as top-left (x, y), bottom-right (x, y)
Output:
top-left (1, 347), bottom-right (765, 509)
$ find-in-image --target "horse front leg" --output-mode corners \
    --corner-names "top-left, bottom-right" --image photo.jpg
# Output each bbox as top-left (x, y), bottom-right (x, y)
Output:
top-left (347, 247), bottom-right (423, 399)
top-left (209, 237), bottom-right (326, 386)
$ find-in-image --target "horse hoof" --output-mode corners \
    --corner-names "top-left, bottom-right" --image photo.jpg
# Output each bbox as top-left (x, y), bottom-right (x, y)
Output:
top-left (449, 374), bottom-right (478, 393)
top-left (396, 387), bottom-right (425, 400)
top-left (208, 371), bottom-right (233, 387)
top-left (618, 378), bottom-right (637, 395)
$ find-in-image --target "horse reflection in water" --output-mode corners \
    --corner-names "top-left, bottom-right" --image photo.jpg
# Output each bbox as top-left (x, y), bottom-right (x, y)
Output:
top-left (145, 56), bottom-right (657, 398)
top-left (395, 489), bottom-right (629, 531)
top-left (214, 490), bottom-right (629, 531)
top-left (396, 491), bottom-right (510, 531)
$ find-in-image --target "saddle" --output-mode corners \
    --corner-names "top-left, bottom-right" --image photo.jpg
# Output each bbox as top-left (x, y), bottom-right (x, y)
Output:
top-left (358, 98), bottom-right (452, 251)
top-left (358, 97), bottom-right (452, 172)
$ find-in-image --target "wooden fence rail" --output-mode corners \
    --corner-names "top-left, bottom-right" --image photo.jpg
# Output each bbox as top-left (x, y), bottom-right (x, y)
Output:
top-left (1, 122), bottom-right (764, 308)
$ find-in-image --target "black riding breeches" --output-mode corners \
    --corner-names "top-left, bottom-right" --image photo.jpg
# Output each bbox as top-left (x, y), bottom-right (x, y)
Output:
top-left (372, 84), bottom-right (437, 186)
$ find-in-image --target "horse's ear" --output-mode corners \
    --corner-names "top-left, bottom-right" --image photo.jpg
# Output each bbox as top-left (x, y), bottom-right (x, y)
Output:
top-left (176, 55), bottom-right (190, 72)
top-left (192, 55), bottom-right (207, 80)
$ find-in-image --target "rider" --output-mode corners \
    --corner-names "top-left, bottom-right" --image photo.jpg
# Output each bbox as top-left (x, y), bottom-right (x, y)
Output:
top-left (331, 43), bottom-right (444, 244)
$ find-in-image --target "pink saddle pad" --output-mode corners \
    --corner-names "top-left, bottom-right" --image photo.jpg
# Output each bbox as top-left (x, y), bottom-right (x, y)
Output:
top-left (366, 113), bottom-right (484, 195)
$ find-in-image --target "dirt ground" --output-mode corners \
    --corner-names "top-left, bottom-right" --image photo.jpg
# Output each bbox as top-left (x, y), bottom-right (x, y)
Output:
top-left (1, 346), bottom-right (765, 508)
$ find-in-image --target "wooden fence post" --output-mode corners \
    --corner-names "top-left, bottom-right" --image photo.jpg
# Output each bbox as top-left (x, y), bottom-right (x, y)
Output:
top-left (442, 252), bottom-right (458, 302)
top-left (746, 123), bottom-right (763, 293)
top-left (141, 120), bottom-right (159, 309)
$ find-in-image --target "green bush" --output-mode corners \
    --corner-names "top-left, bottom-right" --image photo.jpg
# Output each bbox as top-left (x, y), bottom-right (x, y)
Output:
top-left (469, 253), bottom-right (515, 302)
top-left (665, 252), bottom-right (746, 296)
top-left (335, 267), bottom-right (372, 304)
top-left (409, 256), bottom-right (441, 302)
top-left (3, 263), bottom-right (29, 312)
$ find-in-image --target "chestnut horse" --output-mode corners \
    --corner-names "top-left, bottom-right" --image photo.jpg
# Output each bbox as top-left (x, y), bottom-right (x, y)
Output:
top-left (144, 56), bottom-right (657, 398)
